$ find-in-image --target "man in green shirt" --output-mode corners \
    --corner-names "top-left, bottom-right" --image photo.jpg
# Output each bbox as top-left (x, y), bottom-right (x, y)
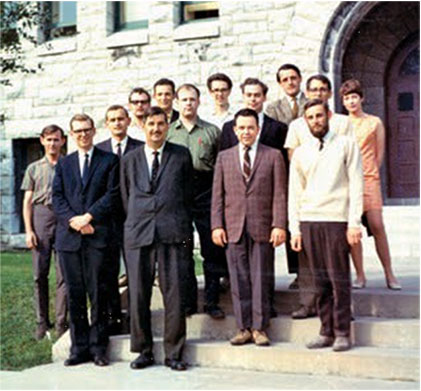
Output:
top-left (167, 84), bottom-right (227, 319)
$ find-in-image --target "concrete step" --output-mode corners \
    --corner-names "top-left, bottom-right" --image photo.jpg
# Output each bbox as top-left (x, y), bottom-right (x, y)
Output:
top-left (146, 285), bottom-right (420, 318)
top-left (105, 337), bottom-right (419, 382)
top-left (147, 312), bottom-right (419, 349)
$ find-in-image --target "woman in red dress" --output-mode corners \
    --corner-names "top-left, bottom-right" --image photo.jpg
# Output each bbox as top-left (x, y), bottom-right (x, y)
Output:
top-left (340, 79), bottom-right (401, 290)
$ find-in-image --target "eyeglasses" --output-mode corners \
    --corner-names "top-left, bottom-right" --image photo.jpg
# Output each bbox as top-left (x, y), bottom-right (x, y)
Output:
top-left (72, 128), bottom-right (93, 134)
top-left (211, 88), bottom-right (230, 93)
top-left (130, 99), bottom-right (150, 105)
top-left (308, 87), bottom-right (329, 93)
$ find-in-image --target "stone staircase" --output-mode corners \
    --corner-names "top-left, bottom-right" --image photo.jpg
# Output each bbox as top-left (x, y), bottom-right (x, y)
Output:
top-left (52, 206), bottom-right (420, 383)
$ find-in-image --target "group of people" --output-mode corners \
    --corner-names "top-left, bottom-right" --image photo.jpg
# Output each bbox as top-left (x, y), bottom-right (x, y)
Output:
top-left (22, 63), bottom-right (401, 370)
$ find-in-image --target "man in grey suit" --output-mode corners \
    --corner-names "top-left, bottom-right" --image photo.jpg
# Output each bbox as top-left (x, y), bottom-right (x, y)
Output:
top-left (265, 63), bottom-right (307, 125)
top-left (120, 106), bottom-right (193, 371)
top-left (211, 109), bottom-right (287, 346)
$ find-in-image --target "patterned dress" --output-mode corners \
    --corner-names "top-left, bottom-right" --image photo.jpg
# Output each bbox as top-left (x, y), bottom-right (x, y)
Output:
top-left (351, 114), bottom-right (384, 211)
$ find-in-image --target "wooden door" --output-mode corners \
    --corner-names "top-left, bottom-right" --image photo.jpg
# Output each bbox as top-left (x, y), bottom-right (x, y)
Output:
top-left (386, 39), bottom-right (420, 199)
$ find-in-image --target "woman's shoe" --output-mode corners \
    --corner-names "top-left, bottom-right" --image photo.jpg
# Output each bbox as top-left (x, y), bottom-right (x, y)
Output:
top-left (386, 280), bottom-right (402, 290)
top-left (352, 279), bottom-right (366, 289)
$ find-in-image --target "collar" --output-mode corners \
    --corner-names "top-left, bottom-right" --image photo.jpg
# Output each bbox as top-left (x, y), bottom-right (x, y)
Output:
top-left (174, 116), bottom-right (204, 131)
top-left (284, 91), bottom-right (304, 104)
top-left (312, 129), bottom-right (334, 147)
top-left (77, 146), bottom-right (94, 159)
top-left (240, 141), bottom-right (258, 153)
top-left (111, 136), bottom-right (128, 149)
top-left (144, 141), bottom-right (166, 156)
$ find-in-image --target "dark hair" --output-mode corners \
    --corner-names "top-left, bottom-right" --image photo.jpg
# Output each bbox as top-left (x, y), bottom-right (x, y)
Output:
top-left (70, 114), bottom-right (94, 131)
top-left (128, 87), bottom-right (151, 103)
top-left (276, 63), bottom-right (301, 82)
top-left (339, 79), bottom-right (364, 98)
top-left (105, 105), bottom-right (129, 120)
top-left (306, 74), bottom-right (332, 91)
top-left (153, 78), bottom-right (176, 94)
top-left (144, 106), bottom-right (168, 123)
top-left (234, 108), bottom-right (259, 126)
top-left (206, 73), bottom-right (233, 90)
top-left (40, 124), bottom-right (65, 138)
top-left (303, 98), bottom-right (329, 114)
top-left (240, 77), bottom-right (268, 96)
top-left (176, 83), bottom-right (201, 99)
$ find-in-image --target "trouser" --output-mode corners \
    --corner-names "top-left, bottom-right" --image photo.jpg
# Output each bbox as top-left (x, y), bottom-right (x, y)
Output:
top-left (297, 250), bottom-right (317, 310)
top-left (301, 222), bottom-right (351, 337)
top-left (104, 241), bottom-right (122, 323)
top-left (32, 205), bottom-right (67, 328)
top-left (126, 243), bottom-right (188, 360)
top-left (226, 230), bottom-right (274, 330)
top-left (59, 245), bottom-right (108, 356)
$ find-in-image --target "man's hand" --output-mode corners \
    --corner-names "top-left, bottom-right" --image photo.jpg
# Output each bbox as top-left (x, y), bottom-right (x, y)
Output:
top-left (212, 228), bottom-right (227, 247)
top-left (290, 235), bottom-right (302, 252)
top-left (69, 213), bottom-right (93, 231)
top-left (269, 228), bottom-right (286, 247)
top-left (25, 231), bottom-right (38, 249)
top-left (347, 227), bottom-right (362, 246)
top-left (80, 224), bottom-right (95, 235)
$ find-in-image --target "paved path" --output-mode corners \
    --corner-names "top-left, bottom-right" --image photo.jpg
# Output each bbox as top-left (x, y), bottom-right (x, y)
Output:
top-left (1, 362), bottom-right (419, 390)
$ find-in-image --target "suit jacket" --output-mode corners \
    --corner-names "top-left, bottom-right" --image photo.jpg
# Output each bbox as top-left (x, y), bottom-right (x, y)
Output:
top-left (120, 142), bottom-right (194, 249)
top-left (265, 94), bottom-right (307, 125)
top-left (52, 147), bottom-right (120, 252)
top-left (220, 114), bottom-right (289, 165)
top-left (96, 136), bottom-right (143, 243)
top-left (96, 136), bottom-right (143, 155)
top-left (211, 144), bottom-right (287, 243)
top-left (170, 109), bottom-right (180, 124)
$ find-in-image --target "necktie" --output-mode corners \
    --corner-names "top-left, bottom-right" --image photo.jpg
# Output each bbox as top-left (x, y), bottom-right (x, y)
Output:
top-left (319, 138), bottom-right (324, 151)
top-left (116, 143), bottom-right (122, 159)
top-left (243, 146), bottom-right (251, 181)
top-left (291, 96), bottom-right (299, 119)
top-left (151, 151), bottom-right (160, 187)
top-left (82, 153), bottom-right (89, 186)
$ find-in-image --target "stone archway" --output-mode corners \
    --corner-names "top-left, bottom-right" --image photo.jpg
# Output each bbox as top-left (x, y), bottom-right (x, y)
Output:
top-left (320, 1), bottom-right (420, 204)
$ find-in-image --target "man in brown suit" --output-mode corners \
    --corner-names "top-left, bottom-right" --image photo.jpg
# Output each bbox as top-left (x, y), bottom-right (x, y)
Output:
top-left (211, 108), bottom-right (287, 346)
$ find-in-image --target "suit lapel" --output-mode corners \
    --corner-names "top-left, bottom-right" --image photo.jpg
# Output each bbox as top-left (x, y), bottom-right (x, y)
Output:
top-left (138, 145), bottom-right (152, 190)
top-left (281, 96), bottom-right (293, 121)
top-left (69, 152), bottom-right (83, 190)
top-left (155, 143), bottom-right (171, 183)
top-left (248, 144), bottom-right (263, 184)
top-left (83, 147), bottom-right (101, 190)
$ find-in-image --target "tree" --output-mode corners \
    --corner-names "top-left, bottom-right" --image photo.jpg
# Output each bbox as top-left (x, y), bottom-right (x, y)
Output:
top-left (0, 2), bottom-right (47, 86)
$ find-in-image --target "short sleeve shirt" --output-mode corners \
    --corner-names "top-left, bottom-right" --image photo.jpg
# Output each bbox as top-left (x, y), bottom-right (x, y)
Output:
top-left (21, 156), bottom-right (56, 206)
top-left (167, 117), bottom-right (221, 172)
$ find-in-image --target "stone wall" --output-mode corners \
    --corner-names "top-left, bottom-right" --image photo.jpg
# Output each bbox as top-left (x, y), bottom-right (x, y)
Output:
top-left (0, 1), bottom-right (342, 248)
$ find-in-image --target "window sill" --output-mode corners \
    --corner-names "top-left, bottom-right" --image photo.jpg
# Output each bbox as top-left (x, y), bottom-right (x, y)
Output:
top-left (174, 20), bottom-right (220, 41)
top-left (37, 36), bottom-right (77, 56)
top-left (106, 29), bottom-right (149, 48)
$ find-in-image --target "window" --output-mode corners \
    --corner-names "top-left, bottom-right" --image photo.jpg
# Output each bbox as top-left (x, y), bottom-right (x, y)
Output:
top-left (113, 1), bottom-right (148, 32)
top-left (181, 1), bottom-right (219, 23)
top-left (44, 1), bottom-right (77, 40)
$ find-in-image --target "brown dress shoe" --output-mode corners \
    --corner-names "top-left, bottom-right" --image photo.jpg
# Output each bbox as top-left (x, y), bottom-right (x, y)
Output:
top-left (306, 335), bottom-right (334, 349)
top-left (332, 336), bottom-right (351, 352)
top-left (252, 329), bottom-right (270, 346)
top-left (230, 329), bottom-right (252, 345)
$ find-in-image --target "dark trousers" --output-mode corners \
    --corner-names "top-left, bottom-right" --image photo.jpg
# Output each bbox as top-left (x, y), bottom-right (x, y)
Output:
top-left (301, 222), bottom-right (351, 337)
top-left (32, 205), bottom-right (67, 328)
top-left (126, 243), bottom-right (188, 360)
top-left (297, 250), bottom-right (317, 310)
top-left (104, 241), bottom-right (122, 323)
top-left (59, 245), bottom-right (108, 356)
top-left (226, 230), bottom-right (274, 331)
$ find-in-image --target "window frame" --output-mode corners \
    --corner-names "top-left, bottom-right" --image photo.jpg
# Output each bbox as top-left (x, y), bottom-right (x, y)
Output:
top-left (180, 1), bottom-right (219, 24)
top-left (113, 1), bottom-right (149, 33)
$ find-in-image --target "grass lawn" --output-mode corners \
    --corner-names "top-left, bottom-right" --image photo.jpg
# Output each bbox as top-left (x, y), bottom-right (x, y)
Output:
top-left (0, 250), bottom-right (204, 371)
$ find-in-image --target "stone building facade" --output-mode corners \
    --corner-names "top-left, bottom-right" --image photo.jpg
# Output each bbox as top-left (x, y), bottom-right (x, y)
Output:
top-left (1, 1), bottom-right (419, 248)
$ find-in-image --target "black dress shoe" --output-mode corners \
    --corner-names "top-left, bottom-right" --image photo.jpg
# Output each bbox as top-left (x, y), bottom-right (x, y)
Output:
top-left (108, 320), bottom-right (122, 336)
top-left (94, 354), bottom-right (109, 366)
top-left (204, 305), bottom-right (225, 319)
top-left (64, 354), bottom-right (92, 366)
top-left (130, 354), bottom-right (155, 369)
top-left (164, 358), bottom-right (187, 371)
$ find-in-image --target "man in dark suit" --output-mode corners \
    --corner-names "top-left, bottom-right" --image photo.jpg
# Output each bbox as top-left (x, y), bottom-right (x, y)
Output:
top-left (53, 113), bottom-right (119, 367)
top-left (120, 106), bottom-right (193, 371)
top-left (212, 108), bottom-right (287, 346)
top-left (153, 78), bottom-right (179, 124)
top-left (219, 77), bottom-right (292, 316)
top-left (96, 105), bottom-right (143, 335)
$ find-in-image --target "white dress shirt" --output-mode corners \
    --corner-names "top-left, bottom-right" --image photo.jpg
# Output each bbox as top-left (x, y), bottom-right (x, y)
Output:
top-left (144, 142), bottom-right (165, 179)
top-left (238, 141), bottom-right (258, 174)
top-left (77, 147), bottom-right (94, 178)
top-left (111, 136), bottom-right (128, 155)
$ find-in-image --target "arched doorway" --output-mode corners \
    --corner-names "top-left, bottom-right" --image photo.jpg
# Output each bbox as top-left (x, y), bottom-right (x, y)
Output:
top-left (386, 36), bottom-right (420, 199)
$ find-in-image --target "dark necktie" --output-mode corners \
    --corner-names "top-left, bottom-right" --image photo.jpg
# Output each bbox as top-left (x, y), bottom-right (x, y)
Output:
top-left (319, 138), bottom-right (324, 151)
top-left (291, 96), bottom-right (299, 119)
top-left (82, 153), bottom-right (89, 186)
top-left (116, 143), bottom-right (122, 159)
top-left (151, 151), bottom-right (160, 189)
top-left (243, 146), bottom-right (251, 181)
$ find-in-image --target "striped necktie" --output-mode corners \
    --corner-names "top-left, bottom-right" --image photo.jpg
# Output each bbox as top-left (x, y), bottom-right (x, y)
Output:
top-left (243, 146), bottom-right (251, 181)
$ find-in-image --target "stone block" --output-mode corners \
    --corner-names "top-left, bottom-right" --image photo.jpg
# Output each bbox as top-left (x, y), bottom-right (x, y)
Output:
top-left (238, 32), bottom-right (272, 45)
top-left (149, 22), bottom-right (174, 41)
top-left (268, 8), bottom-right (295, 31)
top-left (232, 11), bottom-right (268, 23)
top-left (150, 4), bottom-right (172, 24)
